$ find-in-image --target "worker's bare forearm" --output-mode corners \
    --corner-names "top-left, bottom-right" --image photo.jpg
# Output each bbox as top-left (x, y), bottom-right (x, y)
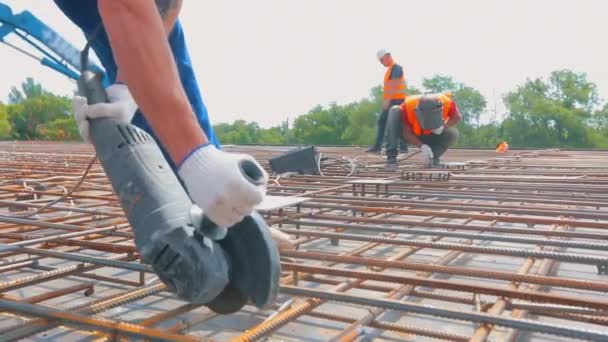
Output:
top-left (98, 0), bottom-right (206, 165)
top-left (444, 115), bottom-right (462, 129)
top-left (403, 128), bottom-right (423, 148)
top-left (445, 105), bottom-right (463, 129)
top-left (114, 0), bottom-right (181, 82)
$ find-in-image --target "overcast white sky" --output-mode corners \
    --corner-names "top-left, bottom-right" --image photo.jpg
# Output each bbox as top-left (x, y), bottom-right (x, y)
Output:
top-left (0, 0), bottom-right (606, 127)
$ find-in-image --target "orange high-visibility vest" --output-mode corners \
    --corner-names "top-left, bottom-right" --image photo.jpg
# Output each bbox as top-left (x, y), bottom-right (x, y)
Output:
top-left (402, 93), bottom-right (453, 137)
top-left (383, 63), bottom-right (406, 100)
top-left (496, 141), bottom-right (509, 153)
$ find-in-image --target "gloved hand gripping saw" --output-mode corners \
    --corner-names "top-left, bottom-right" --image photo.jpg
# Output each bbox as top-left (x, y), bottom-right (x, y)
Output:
top-left (76, 45), bottom-right (281, 314)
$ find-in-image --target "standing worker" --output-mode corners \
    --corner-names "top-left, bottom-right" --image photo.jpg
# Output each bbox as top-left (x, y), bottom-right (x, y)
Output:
top-left (367, 48), bottom-right (408, 153)
top-left (384, 93), bottom-right (462, 168)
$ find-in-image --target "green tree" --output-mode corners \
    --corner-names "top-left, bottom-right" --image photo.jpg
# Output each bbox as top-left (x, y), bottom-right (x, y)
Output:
top-left (592, 103), bottom-right (608, 131)
top-left (292, 105), bottom-right (342, 145)
top-left (453, 86), bottom-right (486, 127)
top-left (422, 75), bottom-right (458, 93)
top-left (213, 120), bottom-right (262, 144)
top-left (9, 77), bottom-right (45, 104)
top-left (548, 70), bottom-right (598, 111)
top-left (7, 93), bottom-right (71, 140)
top-left (38, 117), bottom-right (79, 140)
top-left (279, 119), bottom-right (293, 144)
top-left (290, 101), bottom-right (353, 145)
top-left (456, 123), bottom-right (499, 148)
top-left (0, 103), bottom-right (12, 139)
top-left (214, 120), bottom-right (291, 145)
top-left (342, 99), bottom-right (378, 145)
top-left (422, 75), bottom-right (486, 126)
top-left (258, 127), bottom-right (286, 144)
top-left (501, 70), bottom-right (598, 148)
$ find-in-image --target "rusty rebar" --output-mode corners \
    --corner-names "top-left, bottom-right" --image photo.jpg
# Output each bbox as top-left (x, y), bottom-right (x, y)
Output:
top-left (280, 286), bottom-right (608, 341)
top-left (0, 143), bottom-right (607, 341)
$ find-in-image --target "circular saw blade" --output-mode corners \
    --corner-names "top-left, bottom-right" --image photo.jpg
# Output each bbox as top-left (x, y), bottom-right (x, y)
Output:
top-left (207, 211), bottom-right (281, 314)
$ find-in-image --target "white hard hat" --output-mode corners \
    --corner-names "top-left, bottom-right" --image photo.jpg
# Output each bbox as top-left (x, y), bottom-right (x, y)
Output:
top-left (376, 48), bottom-right (389, 60)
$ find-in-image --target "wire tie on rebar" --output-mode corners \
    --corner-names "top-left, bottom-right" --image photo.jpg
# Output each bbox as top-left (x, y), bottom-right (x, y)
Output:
top-left (145, 276), bottom-right (160, 285)
top-left (262, 298), bottom-right (296, 323)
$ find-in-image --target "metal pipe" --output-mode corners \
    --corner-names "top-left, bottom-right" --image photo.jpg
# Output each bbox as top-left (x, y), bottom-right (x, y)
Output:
top-left (279, 263), bottom-right (608, 310)
top-left (470, 223), bottom-right (565, 341)
top-left (278, 228), bottom-right (608, 265)
top-left (1, 284), bottom-right (167, 340)
top-left (0, 246), bottom-right (151, 273)
top-left (287, 219), bottom-right (608, 251)
top-left (311, 195), bottom-right (608, 220)
top-left (299, 202), bottom-right (608, 229)
top-left (0, 215), bottom-right (132, 238)
top-left (0, 253), bottom-right (137, 293)
top-left (305, 213), bottom-right (608, 241)
top-left (0, 226), bottom-right (120, 251)
top-left (332, 232), bottom-right (472, 341)
top-left (280, 286), bottom-right (608, 341)
top-left (309, 310), bottom-right (470, 342)
top-left (281, 251), bottom-right (607, 296)
top-left (20, 283), bottom-right (95, 304)
top-left (0, 299), bottom-right (201, 342)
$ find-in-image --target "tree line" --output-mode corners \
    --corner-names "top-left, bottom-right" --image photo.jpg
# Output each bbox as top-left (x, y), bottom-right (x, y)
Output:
top-left (2, 70), bottom-right (607, 149)
top-left (0, 78), bottom-right (78, 140)
top-left (215, 69), bottom-right (608, 149)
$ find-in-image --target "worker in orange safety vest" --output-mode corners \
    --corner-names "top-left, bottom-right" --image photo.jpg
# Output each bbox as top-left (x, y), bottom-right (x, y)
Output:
top-left (384, 93), bottom-right (463, 169)
top-left (367, 48), bottom-right (408, 153)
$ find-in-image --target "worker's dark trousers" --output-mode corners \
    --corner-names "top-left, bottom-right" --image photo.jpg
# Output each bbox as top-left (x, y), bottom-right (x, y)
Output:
top-left (419, 127), bottom-right (459, 163)
top-left (371, 99), bottom-right (406, 151)
top-left (385, 105), bottom-right (459, 162)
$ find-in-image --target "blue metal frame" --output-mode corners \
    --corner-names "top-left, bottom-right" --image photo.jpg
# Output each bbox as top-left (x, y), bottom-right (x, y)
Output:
top-left (0, 2), bottom-right (106, 84)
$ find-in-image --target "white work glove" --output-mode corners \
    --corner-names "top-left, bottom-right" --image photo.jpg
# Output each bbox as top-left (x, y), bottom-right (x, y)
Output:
top-left (72, 84), bottom-right (138, 143)
top-left (431, 125), bottom-right (444, 135)
top-left (178, 144), bottom-right (268, 228)
top-left (420, 144), bottom-right (434, 162)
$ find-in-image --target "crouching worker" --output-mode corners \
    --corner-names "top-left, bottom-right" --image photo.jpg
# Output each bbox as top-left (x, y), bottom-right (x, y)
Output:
top-left (385, 93), bottom-right (462, 168)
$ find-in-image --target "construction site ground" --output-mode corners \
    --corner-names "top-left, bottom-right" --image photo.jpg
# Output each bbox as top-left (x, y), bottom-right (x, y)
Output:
top-left (0, 141), bottom-right (607, 342)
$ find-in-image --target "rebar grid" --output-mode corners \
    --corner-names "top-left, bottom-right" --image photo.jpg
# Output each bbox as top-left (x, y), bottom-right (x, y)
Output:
top-left (0, 141), bottom-right (607, 341)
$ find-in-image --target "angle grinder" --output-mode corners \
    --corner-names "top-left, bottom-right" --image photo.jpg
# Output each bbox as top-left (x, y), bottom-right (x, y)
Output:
top-left (76, 46), bottom-right (280, 314)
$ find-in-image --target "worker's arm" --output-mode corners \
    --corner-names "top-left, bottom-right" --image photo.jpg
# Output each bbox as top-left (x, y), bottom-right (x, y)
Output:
top-left (444, 102), bottom-right (463, 129)
top-left (98, 0), bottom-right (206, 165)
top-left (89, 0), bottom-right (268, 229)
top-left (112, 1), bottom-right (182, 103)
top-left (402, 124), bottom-right (433, 162)
top-left (402, 124), bottom-right (424, 148)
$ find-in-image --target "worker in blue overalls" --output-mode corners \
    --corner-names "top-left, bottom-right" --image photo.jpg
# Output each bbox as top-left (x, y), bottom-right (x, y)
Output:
top-left (53, 0), bottom-right (293, 304)
top-left (53, 0), bottom-right (272, 230)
